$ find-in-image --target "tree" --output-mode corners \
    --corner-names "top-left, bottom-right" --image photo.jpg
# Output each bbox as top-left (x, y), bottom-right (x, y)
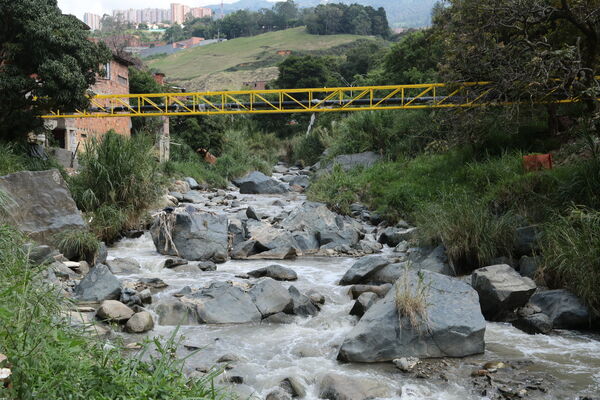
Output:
top-left (164, 24), bottom-right (186, 43)
top-left (128, 67), bottom-right (163, 135)
top-left (273, 0), bottom-right (299, 29)
top-left (340, 40), bottom-right (386, 81)
top-left (274, 55), bottom-right (337, 89)
top-left (435, 0), bottom-right (600, 111)
top-left (383, 30), bottom-right (442, 84)
top-left (0, 0), bottom-right (111, 141)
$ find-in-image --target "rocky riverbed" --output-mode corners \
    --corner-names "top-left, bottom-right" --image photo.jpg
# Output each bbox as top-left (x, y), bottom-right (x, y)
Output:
top-left (17, 163), bottom-right (600, 400)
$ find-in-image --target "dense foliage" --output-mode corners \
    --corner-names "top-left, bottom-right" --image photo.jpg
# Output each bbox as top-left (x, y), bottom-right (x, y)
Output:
top-left (0, 0), bottom-right (111, 140)
top-left (304, 3), bottom-right (390, 37)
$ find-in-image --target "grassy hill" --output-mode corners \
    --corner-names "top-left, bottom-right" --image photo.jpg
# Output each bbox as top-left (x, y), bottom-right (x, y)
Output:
top-left (147, 27), bottom-right (376, 91)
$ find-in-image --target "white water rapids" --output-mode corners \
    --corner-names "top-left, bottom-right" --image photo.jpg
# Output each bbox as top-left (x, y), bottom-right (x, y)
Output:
top-left (108, 189), bottom-right (600, 400)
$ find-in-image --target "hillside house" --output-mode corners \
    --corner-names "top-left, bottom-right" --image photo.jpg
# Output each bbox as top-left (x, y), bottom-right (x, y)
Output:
top-left (51, 54), bottom-right (134, 153)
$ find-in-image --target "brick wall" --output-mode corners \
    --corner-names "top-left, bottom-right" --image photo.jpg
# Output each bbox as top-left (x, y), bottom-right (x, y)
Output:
top-left (74, 59), bottom-right (131, 143)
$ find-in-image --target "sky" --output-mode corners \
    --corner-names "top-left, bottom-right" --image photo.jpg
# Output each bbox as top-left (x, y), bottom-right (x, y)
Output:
top-left (56, 0), bottom-right (274, 20)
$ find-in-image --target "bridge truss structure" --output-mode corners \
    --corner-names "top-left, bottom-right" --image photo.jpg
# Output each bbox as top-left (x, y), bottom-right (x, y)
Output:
top-left (41, 81), bottom-right (581, 119)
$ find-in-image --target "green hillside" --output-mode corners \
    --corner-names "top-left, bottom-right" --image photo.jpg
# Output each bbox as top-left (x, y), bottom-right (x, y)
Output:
top-left (148, 27), bottom-right (376, 91)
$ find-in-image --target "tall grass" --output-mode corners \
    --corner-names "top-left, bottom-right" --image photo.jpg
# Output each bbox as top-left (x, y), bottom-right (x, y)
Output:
top-left (52, 229), bottom-right (100, 263)
top-left (69, 131), bottom-right (164, 242)
top-left (395, 266), bottom-right (431, 332)
top-left (416, 195), bottom-right (517, 273)
top-left (540, 208), bottom-right (600, 315)
top-left (0, 225), bottom-right (222, 399)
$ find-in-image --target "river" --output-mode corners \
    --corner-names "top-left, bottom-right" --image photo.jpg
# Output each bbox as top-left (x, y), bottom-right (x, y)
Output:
top-left (107, 186), bottom-right (600, 400)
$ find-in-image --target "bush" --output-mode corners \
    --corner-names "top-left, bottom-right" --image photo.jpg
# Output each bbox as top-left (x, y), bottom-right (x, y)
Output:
top-left (540, 208), bottom-right (600, 315)
top-left (0, 225), bottom-right (222, 400)
top-left (52, 229), bottom-right (100, 263)
top-left (416, 195), bottom-right (517, 273)
top-left (290, 127), bottom-right (329, 166)
top-left (69, 131), bottom-right (164, 242)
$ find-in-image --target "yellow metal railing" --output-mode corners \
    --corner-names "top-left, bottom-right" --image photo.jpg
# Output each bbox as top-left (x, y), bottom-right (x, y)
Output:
top-left (41, 82), bottom-right (583, 119)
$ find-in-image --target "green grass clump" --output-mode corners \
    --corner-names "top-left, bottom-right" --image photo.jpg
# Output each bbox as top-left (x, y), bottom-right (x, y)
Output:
top-left (395, 266), bottom-right (430, 331)
top-left (416, 195), bottom-right (517, 273)
top-left (0, 224), bottom-right (222, 400)
top-left (69, 131), bottom-right (164, 242)
top-left (540, 208), bottom-right (600, 315)
top-left (52, 229), bottom-right (100, 263)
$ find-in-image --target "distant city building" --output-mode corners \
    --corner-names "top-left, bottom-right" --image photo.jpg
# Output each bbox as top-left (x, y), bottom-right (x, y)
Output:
top-left (113, 8), bottom-right (172, 24)
top-left (171, 3), bottom-right (212, 24)
top-left (83, 13), bottom-right (101, 30)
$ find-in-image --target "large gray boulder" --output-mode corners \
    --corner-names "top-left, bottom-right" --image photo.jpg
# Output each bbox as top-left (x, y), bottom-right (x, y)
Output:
top-left (281, 202), bottom-right (361, 250)
top-left (74, 264), bottom-right (121, 301)
top-left (318, 151), bottom-right (382, 176)
top-left (378, 227), bottom-right (417, 247)
top-left (232, 171), bottom-right (289, 194)
top-left (185, 282), bottom-right (262, 324)
top-left (0, 169), bottom-right (86, 244)
top-left (529, 289), bottom-right (592, 329)
top-left (338, 270), bottom-right (485, 362)
top-left (471, 264), bottom-right (536, 321)
top-left (339, 256), bottom-right (390, 285)
top-left (150, 209), bottom-right (228, 262)
top-left (249, 278), bottom-right (293, 317)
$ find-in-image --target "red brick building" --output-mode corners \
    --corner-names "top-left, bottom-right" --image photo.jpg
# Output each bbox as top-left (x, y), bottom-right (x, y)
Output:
top-left (51, 54), bottom-right (134, 152)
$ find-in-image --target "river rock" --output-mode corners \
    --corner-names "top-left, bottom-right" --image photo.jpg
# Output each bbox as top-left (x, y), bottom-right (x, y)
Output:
top-left (280, 202), bottom-right (361, 250)
top-left (306, 289), bottom-right (325, 305)
top-left (519, 255), bottom-right (539, 279)
top-left (228, 218), bottom-right (246, 247)
top-left (181, 190), bottom-right (203, 204)
top-left (338, 270), bottom-right (486, 362)
top-left (349, 284), bottom-right (393, 299)
top-left (318, 229), bottom-right (360, 249)
top-left (183, 177), bottom-right (200, 189)
top-left (125, 311), bottom-right (154, 333)
top-left (249, 278), bottom-right (293, 317)
top-left (154, 299), bottom-right (199, 326)
top-left (248, 265), bottom-right (298, 281)
top-left (233, 171), bottom-right (289, 194)
top-left (289, 175), bottom-right (309, 189)
top-left (512, 311), bottom-right (553, 334)
top-left (368, 262), bottom-right (408, 284)
top-left (288, 286), bottom-right (318, 317)
top-left (409, 245), bottom-right (454, 276)
top-left (529, 289), bottom-right (592, 329)
top-left (349, 292), bottom-right (378, 318)
top-left (74, 264), bottom-right (121, 301)
top-left (317, 151), bottom-right (382, 176)
top-left (246, 206), bottom-right (261, 220)
top-left (339, 256), bottom-right (390, 285)
top-left (266, 388), bottom-right (292, 400)
top-left (262, 312), bottom-right (295, 324)
top-left (107, 257), bottom-right (142, 274)
top-left (472, 264), bottom-right (536, 321)
top-left (0, 169), bottom-right (86, 244)
top-left (184, 282), bottom-right (262, 324)
top-left (197, 261), bottom-right (217, 271)
top-left (319, 373), bottom-right (391, 400)
top-left (163, 257), bottom-right (188, 269)
top-left (25, 243), bottom-right (59, 265)
top-left (356, 239), bottom-right (383, 254)
top-left (50, 261), bottom-right (79, 279)
top-left (246, 247), bottom-right (298, 260)
top-left (171, 180), bottom-right (190, 194)
top-left (378, 227), bottom-right (417, 247)
top-left (97, 242), bottom-right (108, 265)
top-left (150, 209), bottom-right (228, 263)
top-left (280, 376), bottom-right (306, 398)
top-left (96, 300), bottom-right (134, 323)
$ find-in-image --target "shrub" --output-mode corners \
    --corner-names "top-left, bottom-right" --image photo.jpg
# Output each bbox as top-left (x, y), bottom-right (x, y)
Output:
top-left (291, 127), bottom-right (329, 166)
top-left (52, 229), bottom-right (100, 263)
top-left (416, 195), bottom-right (517, 274)
top-left (0, 225), bottom-right (222, 400)
top-left (540, 208), bottom-right (600, 315)
top-left (69, 131), bottom-right (163, 242)
top-left (0, 143), bottom-right (26, 176)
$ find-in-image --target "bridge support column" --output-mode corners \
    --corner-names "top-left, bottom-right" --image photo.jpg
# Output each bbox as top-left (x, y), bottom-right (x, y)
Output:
top-left (158, 116), bottom-right (170, 162)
